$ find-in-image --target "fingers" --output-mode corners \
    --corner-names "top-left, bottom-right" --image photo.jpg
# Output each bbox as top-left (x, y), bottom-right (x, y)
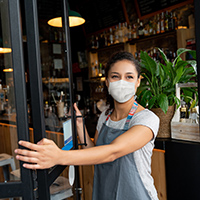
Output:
top-left (18, 141), bottom-right (40, 151)
top-left (15, 148), bottom-right (38, 157)
top-left (22, 163), bottom-right (41, 170)
top-left (74, 103), bottom-right (82, 115)
top-left (37, 138), bottom-right (52, 145)
top-left (16, 153), bottom-right (38, 164)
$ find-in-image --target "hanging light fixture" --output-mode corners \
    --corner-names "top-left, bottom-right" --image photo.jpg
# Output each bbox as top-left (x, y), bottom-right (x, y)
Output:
top-left (0, 47), bottom-right (12, 53)
top-left (47, 2), bottom-right (85, 27)
top-left (3, 68), bottom-right (13, 72)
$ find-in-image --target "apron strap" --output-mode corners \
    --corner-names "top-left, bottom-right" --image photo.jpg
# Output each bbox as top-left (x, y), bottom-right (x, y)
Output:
top-left (124, 100), bottom-right (138, 130)
top-left (105, 100), bottom-right (138, 129)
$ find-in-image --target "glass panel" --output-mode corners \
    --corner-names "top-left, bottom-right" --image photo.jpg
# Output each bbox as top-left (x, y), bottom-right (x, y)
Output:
top-left (37, 0), bottom-right (73, 198)
top-left (0, 0), bottom-right (20, 182)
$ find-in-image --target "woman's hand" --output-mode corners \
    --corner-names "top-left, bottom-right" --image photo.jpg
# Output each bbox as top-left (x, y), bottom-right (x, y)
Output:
top-left (15, 138), bottom-right (63, 169)
top-left (73, 103), bottom-right (84, 128)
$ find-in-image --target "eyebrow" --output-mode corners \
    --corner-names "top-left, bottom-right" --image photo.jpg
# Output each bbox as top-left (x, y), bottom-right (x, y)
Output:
top-left (110, 72), bottom-right (135, 75)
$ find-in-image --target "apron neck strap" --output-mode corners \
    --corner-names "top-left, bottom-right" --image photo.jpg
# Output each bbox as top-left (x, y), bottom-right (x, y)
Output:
top-left (123, 100), bottom-right (138, 130)
top-left (105, 100), bottom-right (138, 130)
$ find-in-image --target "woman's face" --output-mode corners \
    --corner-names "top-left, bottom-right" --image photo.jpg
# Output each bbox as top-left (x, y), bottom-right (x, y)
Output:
top-left (106, 60), bottom-right (141, 91)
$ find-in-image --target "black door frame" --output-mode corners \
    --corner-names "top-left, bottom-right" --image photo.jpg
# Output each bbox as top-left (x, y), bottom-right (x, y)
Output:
top-left (0, 0), bottom-right (34, 199)
top-left (0, 0), bottom-right (79, 199)
top-left (24, 0), bottom-right (79, 199)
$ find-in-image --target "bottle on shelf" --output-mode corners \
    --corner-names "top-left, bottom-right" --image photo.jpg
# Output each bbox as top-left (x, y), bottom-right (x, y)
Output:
top-left (173, 12), bottom-right (178, 30)
top-left (165, 11), bottom-right (169, 32)
top-left (152, 16), bottom-right (157, 35)
top-left (138, 21), bottom-right (144, 38)
top-left (44, 101), bottom-right (49, 118)
top-left (99, 63), bottom-right (103, 76)
top-left (144, 23), bottom-right (149, 37)
top-left (168, 11), bottom-right (174, 31)
top-left (180, 104), bottom-right (187, 122)
top-left (153, 48), bottom-right (157, 61)
top-left (189, 107), bottom-right (198, 123)
top-left (160, 12), bottom-right (165, 33)
top-left (136, 18), bottom-right (140, 38)
top-left (91, 62), bottom-right (96, 77)
top-left (95, 60), bottom-right (99, 77)
top-left (156, 14), bottom-right (161, 34)
top-left (128, 24), bottom-right (132, 41)
top-left (114, 25), bottom-right (120, 44)
top-left (102, 63), bottom-right (105, 76)
top-left (108, 28), bottom-right (114, 46)
top-left (118, 23), bottom-right (123, 43)
top-left (123, 22), bottom-right (128, 42)
top-left (148, 20), bottom-right (153, 35)
top-left (95, 35), bottom-right (99, 49)
top-left (132, 24), bottom-right (137, 39)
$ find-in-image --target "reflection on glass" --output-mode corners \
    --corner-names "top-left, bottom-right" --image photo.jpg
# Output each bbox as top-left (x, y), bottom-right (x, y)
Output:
top-left (0, 0), bottom-right (20, 183)
top-left (50, 167), bottom-right (73, 199)
top-left (37, 0), bottom-right (74, 197)
top-left (38, 0), bottom-right (70, 135)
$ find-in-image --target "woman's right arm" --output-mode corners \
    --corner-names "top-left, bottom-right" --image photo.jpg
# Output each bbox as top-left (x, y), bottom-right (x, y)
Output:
top-left (74, 103), bottom-right (98, 148)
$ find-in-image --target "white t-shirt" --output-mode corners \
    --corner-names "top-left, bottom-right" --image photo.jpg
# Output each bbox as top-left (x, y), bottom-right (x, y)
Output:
top-left (96, 108), bottom-right (160, 200)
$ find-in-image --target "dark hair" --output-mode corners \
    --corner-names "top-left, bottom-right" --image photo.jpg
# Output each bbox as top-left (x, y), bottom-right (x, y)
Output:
top-left (105, 51), bottom-right (141, 115)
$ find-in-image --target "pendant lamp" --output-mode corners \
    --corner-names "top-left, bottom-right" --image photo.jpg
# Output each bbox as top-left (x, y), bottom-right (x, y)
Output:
top-left (3, 68), bottom-right (13, 72)
top-left (47, 2), bottom-right (85, 27)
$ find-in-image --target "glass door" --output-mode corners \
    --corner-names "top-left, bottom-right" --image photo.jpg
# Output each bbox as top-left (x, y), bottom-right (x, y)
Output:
top-left (0, 0), bottom-right (34, 199)
top-left (0, 0), bottom-right (79, 199)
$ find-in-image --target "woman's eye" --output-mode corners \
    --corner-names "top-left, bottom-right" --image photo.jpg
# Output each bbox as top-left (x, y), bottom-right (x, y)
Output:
top-left (111, 75), bottom-right (119, 79)
top-left (127, 76), bottom-right (134, 79)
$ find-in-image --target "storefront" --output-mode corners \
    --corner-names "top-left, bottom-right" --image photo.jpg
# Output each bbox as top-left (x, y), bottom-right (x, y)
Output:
top-left (0, 0), bottom-right (200, 200)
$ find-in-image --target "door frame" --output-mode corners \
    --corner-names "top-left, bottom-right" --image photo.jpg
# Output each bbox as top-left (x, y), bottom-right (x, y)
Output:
top-left (23, 0), bottom-right (79, 199)
top-left (0, 0), bottom-right (34, 199)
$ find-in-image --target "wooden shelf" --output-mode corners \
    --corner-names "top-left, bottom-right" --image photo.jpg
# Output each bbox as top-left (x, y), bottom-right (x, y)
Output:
top-left (129, 30), bottom-right (177, 45)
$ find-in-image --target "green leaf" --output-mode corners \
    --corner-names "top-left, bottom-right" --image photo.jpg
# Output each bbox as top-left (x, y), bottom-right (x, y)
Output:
top-left (160, 79), bottom-right (171, 88)
top-left (173, 48), bottom-right (195, 65)
top-left (186, 60), bottom-right (197, 74)
top-left (157, 94), bottom-right (169, 113)
top-left (187, 50), bottom-right (196, 60)
top-left (161, 63), bottom-right (171, 79)
top-left (173, 66), bottom-right (184, 85)
top-left (174, 97), bottom-right (181, 109)
top-left (140, 90), bottom-right (152, 107)
top-left (159, 64), bottom-right (165, 84)
top-left (176, 48), bottom-right (194, 57)
top-left (158, 48), bottom-right (169, 65)
top-left (148, 96), bottom-right (157, 109)
top-left (163, 87), bottom-right (175, 94)
top-left (174, 60), bottom-right (189, 71)
top-left (140, 51), bottom-right (157, 76)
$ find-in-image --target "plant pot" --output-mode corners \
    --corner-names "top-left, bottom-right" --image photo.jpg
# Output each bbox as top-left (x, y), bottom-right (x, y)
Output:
top-left (151, 106), bottom-right (175, 138)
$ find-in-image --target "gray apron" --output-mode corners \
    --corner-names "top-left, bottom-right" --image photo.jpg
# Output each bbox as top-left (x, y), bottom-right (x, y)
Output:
top-left (92, 101), bottom-right (151, 200)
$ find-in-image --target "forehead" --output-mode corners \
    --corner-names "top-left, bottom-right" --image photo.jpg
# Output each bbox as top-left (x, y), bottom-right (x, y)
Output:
top-left (109, 60), bottom-right (137, 73)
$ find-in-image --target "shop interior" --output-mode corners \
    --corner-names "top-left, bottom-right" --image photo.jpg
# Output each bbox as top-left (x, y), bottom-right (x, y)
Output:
top-left (0, 0), bottom-right (199, 199)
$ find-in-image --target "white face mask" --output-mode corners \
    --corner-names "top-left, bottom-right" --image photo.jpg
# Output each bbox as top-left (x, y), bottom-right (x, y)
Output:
top-left (108, 79), bottom-right (136, 103)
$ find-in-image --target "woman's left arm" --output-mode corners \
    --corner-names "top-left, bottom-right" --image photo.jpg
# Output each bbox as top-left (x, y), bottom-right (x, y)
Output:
top-left (15, 125), bottom-right (153, 169)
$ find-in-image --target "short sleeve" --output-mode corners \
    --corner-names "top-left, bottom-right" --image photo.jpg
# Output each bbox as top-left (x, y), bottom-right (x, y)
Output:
top-left (129, 109), bottom-right (160, 140)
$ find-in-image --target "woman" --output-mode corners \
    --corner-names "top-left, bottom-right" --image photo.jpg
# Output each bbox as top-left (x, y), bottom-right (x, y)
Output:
top-left (15, 51), bottom-right (160, 200)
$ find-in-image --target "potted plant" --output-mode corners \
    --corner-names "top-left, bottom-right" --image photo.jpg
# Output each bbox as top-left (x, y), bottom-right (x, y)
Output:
top-left (137, 48), bottom-right (197, 138)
